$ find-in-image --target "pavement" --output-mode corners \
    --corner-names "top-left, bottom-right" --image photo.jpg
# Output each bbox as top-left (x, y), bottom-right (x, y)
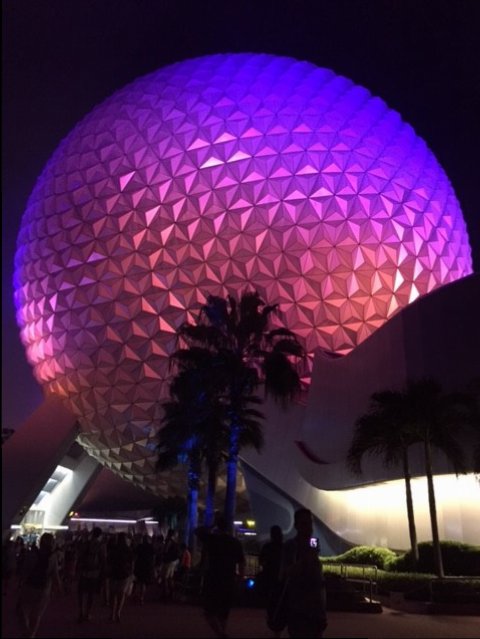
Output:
top-left (2, 584), bottom-right (479, 639)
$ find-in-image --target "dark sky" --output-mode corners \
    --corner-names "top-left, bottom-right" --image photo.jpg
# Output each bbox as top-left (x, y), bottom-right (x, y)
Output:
top-left (3, 0), bottom-right (480, 430)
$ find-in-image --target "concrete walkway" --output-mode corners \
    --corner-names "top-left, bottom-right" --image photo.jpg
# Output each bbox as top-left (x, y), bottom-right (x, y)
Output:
top-left (2, 586), bottom-right (479, 638)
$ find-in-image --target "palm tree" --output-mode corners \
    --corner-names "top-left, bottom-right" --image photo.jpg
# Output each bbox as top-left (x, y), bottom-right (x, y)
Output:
top-left (167, 347), bottom-right (229, 527)
top-left (157, 353), bottom-right (266, 545)
top-left (347, 390), bottom-right (420, 567)
top-left (157, 364), bottom-right (227, 547)
top-left (175, 290), bottom-right (304, 529)
top-left (402, 379), bottom-right (474, 578)
top-left (157, 410), bottom-right (202, 549)
top-left (349, 379), bottom-right (476, 578)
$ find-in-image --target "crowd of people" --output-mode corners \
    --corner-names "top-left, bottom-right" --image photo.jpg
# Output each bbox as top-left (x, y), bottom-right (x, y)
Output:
top-left (2, 526), bottom-right (189, 637)
top-left (2, 508), bottom-right (327, 639)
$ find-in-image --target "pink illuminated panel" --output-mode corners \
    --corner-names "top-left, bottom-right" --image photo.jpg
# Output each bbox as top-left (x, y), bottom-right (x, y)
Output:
top-left (13, 54), bottom-right (472, 492)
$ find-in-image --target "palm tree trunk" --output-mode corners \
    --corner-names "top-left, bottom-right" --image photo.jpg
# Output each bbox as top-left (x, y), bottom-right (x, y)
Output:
top-left (224, 421), bottom-right (240, 531)
top-left (186, 466), bottom-right (200, 550)
top-left (402, 448), bottom-right (419, 567)
top-left (204, 462), bottom-right (217, 526)
top-left (424, 437), bottom-right (444, 578)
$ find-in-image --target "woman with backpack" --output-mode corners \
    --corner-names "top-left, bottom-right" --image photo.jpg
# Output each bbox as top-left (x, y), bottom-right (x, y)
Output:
top-left (16, 532), bottom-right (62, 638)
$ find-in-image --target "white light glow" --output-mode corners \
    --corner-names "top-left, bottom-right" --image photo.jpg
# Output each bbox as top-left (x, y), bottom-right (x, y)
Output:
top-left (316, 473), bottom-right (480, 549)
top-left (70, 517), bottom-right (160, 526)
top-left (70, 517), bottom-right (137, 524)
top-left (20, 464), bottom-right (76, 530)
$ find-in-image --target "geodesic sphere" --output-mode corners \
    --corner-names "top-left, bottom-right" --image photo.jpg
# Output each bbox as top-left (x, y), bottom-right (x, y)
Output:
top-left (14, 53), bottom-right (472, 492)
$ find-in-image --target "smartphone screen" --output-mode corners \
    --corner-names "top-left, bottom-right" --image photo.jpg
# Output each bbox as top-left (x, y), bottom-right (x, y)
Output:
top-left (309, 536), bottom-right (320, 552)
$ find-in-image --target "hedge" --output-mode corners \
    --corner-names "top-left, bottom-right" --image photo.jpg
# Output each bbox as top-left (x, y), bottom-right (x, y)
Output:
top-left (322, 565), bottom-right (480, 600)
top-left (389, 541), bottom-right (480, 576)
top-left (320, 545), bottom-right (397, 570)
top-left (321, 541), bottom-right (480, 576)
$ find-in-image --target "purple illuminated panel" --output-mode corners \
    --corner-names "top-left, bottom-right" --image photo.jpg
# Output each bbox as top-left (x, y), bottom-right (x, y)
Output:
top-left (13, 54), bottom-right (472, 492)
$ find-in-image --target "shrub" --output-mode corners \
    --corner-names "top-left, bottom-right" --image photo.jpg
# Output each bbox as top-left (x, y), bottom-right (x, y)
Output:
top-left (404, 579), bottom-right (480, 603)
top-left (374, 571), bottom-right (436, 594)
top-left (322, 565), bottom-right (436, 593)
top-left (322, 565), bottom-right (480, 602)
top-left (388, 541), bottom-right (480, 576)
top-left (321, 545), bottom-right (398, 570)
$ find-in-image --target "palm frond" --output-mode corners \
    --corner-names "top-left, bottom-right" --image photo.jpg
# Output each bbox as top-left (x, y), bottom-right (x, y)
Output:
top-left (347, 396), bottom-right (412, 475)
top-left (263, 351), bottom-right (301, 404)
top-left (271, 338), bottom-right (305, 358)
top-left (156, 447), bottom-right (181, 471)
top-left (349, 378), bottom-right (477, 478)
top-left (178, 324), bottom-right (223, 348)
top-left (202, 295), bottom-right (230, 329)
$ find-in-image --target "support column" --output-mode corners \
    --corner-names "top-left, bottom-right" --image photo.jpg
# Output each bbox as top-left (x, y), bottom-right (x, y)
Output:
top-left (2, 394), bottom-right (79, 537)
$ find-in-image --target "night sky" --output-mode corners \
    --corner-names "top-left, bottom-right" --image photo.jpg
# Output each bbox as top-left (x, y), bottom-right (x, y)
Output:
top-left (3, 0), bottom-right (479, 431)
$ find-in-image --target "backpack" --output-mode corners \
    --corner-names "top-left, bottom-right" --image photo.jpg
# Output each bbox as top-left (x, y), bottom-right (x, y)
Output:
top-left (26, 551), bottom-right (50, 589)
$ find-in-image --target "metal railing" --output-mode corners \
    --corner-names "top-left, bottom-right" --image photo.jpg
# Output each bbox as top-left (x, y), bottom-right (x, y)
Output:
top-left (322, 562), bottom-right (378, 603)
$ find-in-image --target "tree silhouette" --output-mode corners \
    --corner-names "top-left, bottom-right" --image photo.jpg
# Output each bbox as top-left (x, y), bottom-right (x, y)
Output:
top-left (172, 290), bottom-right (304, 529)
top-left (347, 390), bottom-right (419, 567)
top-left (157, 363), bottom-right (227, 547)
top-left (349, 378), bottom-right (477, 577)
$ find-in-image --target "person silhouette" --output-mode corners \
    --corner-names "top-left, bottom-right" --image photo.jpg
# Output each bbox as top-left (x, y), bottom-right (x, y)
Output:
top-left (16, 532), bottom-right (63, 638)
top-left (76, 527), bottom-right (106, 622)
top-left (195, 514), bottom-right (245, 638)
top-left (259, 525), bottom-right (284, 633)
top-left (280, 508), bottom-right (327, 639)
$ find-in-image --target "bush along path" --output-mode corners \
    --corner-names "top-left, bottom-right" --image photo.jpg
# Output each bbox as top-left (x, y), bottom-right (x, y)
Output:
top-left (320, 542), bottom-right (480, 615)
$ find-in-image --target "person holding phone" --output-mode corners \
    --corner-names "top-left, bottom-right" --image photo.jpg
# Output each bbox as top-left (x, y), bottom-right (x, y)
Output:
top-left (279, 509), bottom-right (327, 638)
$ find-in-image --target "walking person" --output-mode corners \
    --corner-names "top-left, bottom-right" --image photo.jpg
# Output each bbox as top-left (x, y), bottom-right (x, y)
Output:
top-left (159, 529), bottom-right (180, 600)
top-left (177, 543), bottom-right (192, 579)
top-left (195, 513), bottom-right (245, 639)
top-left (2, 538), bottom-right (17, 596)
top-left (133, 534), bottom-right (155, 604)
top-left (276, 508), bottom-right (327, 639)
top-left (108, 532), bottom-right (134, 622)
top-left (175, 542), bottom-right (193, 598)
top-left (16, 532), bottom-right (63, 638)
top-left (62, 537), bottom-right (77, 595)
top-left (99, 532), bottom-right (111, 608)
top-left (153, 534), bottom-right (165, 587)
top-left (76, 527), bottom-right (106, 623)
top-left (258, 525), bottom-right (284, 635)
top-left (15, 537), bottom-right (28, 580)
